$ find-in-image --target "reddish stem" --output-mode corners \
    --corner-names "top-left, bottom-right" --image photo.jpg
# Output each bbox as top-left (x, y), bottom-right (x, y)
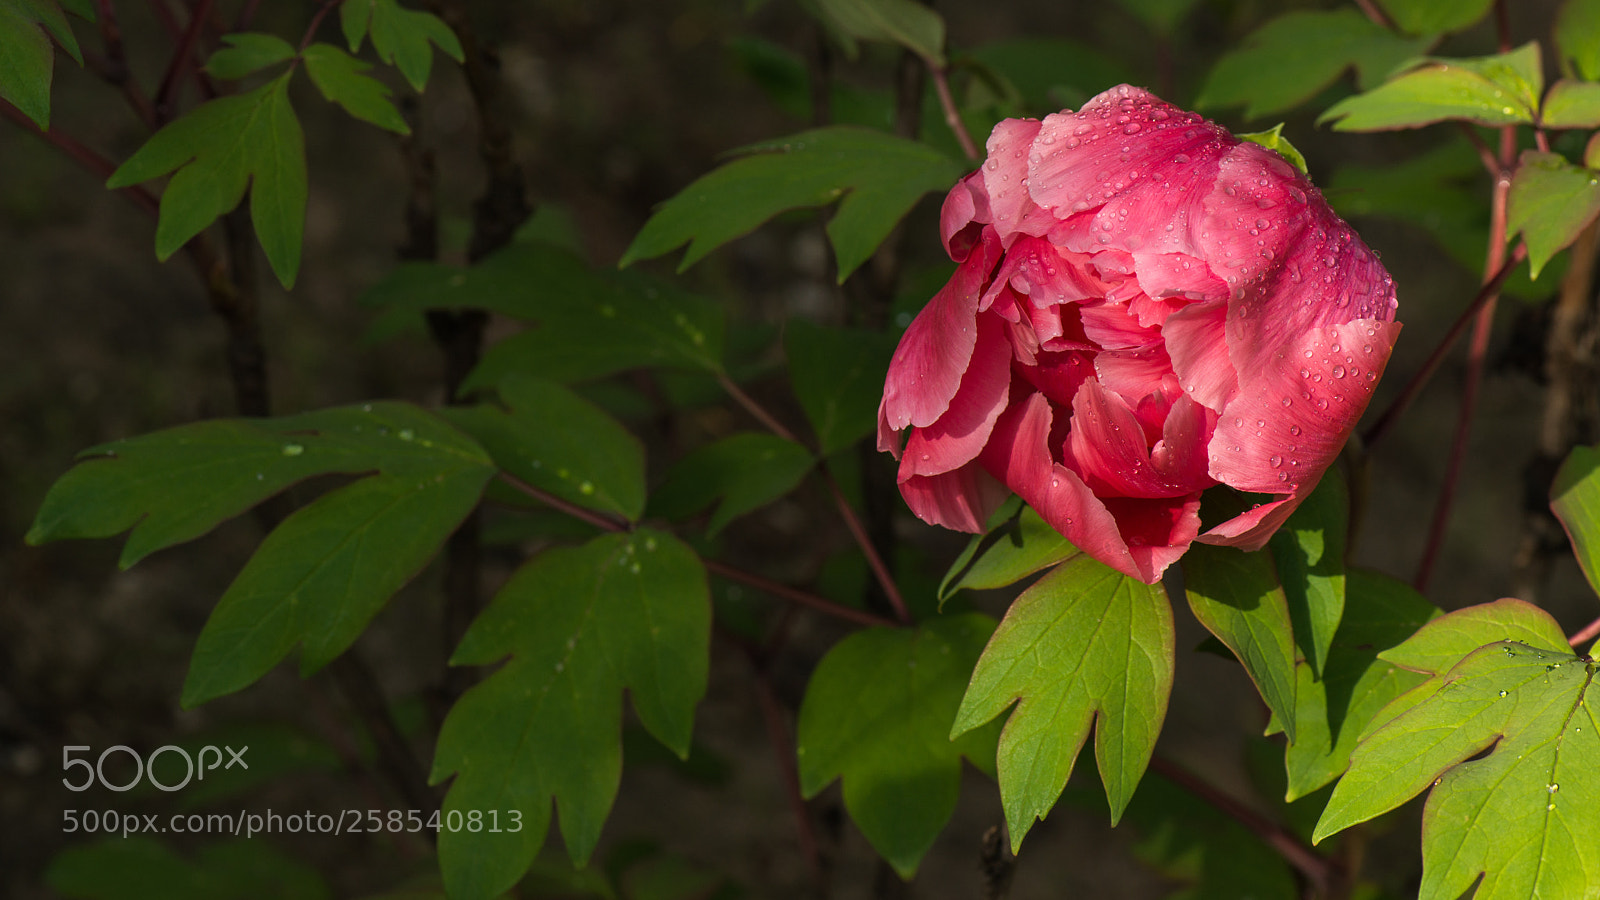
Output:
top-left (297, 0), bottom-right (340, 53)
top-left (1570, 615), bottom-right (1600, 649)
top-left (0, 101), bottom-right (159, 215)
top-left (929, 64), bottom-right (978, 160)
top-left (154, 0), bottom-right (213, 121)
top-left (719, 372), bottom-right (800, 443)
top-left (1352, 0), bottom-right (1394, 29)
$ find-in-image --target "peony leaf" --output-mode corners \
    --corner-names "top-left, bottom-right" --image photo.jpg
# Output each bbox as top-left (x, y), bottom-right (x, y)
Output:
top-left (47, 837), bottom-right (330, 900)
top-left (1375, 0), bottom-right (1494, 35)
top-left (1274, 569), bottom-right (1440, 800)
top-left (619, 126), bottom-right (963, 282)
top-left (939, 497), bottom-right (1076, 601)
top-left (338, 0), bottom-right (461, 91)
top-left (302, 42), bottom-right (410, 134)
top-left (1314, 600), bottom-right (1600, 900)
top-left (1507, 151), bottom-right (1600, 279)
top-left (432, 531), bottom-right (710, 899)
top-left (1558, 0), bottom-right (1600, 80)
top-left (1196, 10), bottom-right (1428, 120)
top-left (1182, 543), bottom-right (1300, 743)
top-left (1268, 467), bottom-right (1347, 677)
top-left (1320, 42), bottom-right (1543, 131)
top-left (810, 0), bottom-right (945, 66)
top-left (784, 320), bottom-right (894, 456)
top-left (106, 74), bottom-right (306, 287)
top-left (0, 0), bottom-right (82, 129)
top-left (796, 614), bottom-right (1000, 877)
top-left (1237, 123), bottom-right (1308, 175)
top-left (951, 552), bottom-right (1174, 849)
top-left (442, 374), bottom-right (646, 522)
top-left (1551, 445), bottom-right (1600, 599)
top-left (1541, 79), bottom-right (1600, 129)
top-left (648, 433), bottom-right (814, 536)
top-left (203, 32), bottom-right (296, 80)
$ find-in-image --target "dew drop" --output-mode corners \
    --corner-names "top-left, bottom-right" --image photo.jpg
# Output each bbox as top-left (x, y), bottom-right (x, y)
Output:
top-left (282, 444), bottom-right (304, 456)
top-left (1269, 455), bottom-right (1283, 468)
top-left (399, 429), bottom-right (415, 441)
top-left (1332, 365), bottom-right (1346, 379)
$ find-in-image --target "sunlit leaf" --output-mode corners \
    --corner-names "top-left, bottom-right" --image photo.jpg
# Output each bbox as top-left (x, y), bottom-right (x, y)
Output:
top-left (339, 0), bottom-right (462, 91)
top-left (302, 42), bottom-right (409, 134)
top-left (106, 74), bottom-right (306, 287)
top-left (431, 531), bottom-right (710, 899)
top-left (1552, 444), bottom-right (1600, 599)
top-left (648, 433), bottom-right (814, 536)
top-left (1268, 468), bottom-right (1347, 677)
top-left (797, 614), bottom-right (999, 876)
top-left (1182, 543), bottom-right (1299, 743)
top-left (784, 321), bottom-right (894, 456)
top-left (951, 552), bottom-right (1174, 849)
top-left (939, 497), bottom-right (1075, 601)
top-left (1507, 150), bottom-right (1600, 279)
top-left (1542, 79), bottom-right (1600, 130)
top-left (1320, 42), bottom-right (1543, 131)
top-left (620, 126), bottom-right (963, 282)
top-left (1237, 123), bottom-right (1308, 175)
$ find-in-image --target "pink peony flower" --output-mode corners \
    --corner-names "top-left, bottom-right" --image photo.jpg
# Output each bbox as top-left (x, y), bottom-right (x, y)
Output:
top-left (878, 85), bottom-right (1400, 584)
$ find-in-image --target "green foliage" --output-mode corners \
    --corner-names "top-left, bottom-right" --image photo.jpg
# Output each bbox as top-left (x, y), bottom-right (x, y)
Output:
top-left (619, 127), bottom-right (963, 282)
top-left (444, 374), bottom-right (646, 522)
top-left (784, 321), bottom-right (893, 455)
top-left (203, 33), bottom-right (296, 80)
top-left (796, 614), bottom-right (1000, 876)
top-left (809, 0), bottom-right (946, 66)
top-left (938, 497), bottom-right (1076, 601)
top-left (1113, 0), bottom-right (1201, 36)
top-left (1557, 0), bottom-right (1600, 80)
top-left (1320, 43), bottom-right (1543, 131)
top-left (1196, 10), bottom-right (1427, 120)
top-left (1268, 469), bottom-right (1347, 677)
top-left (339, 0), bottom-right (463, 92)
top-left (47, 838), bottom-right (330, 900)
top-left (1315, 600), bottom-right (1600, 900)
top-left (0, 0), bottom-right (81, 128)
top-left (1376, 0), bottom-right (1494, 35)
top-left (431, 530), bottom-right (710, 900)
top-left (1542, 79), bottom-right (1600, 128)
top-left (1507, 151), bottom-right (1600, 278)
top-left (961, 38), bottom-right (1134, 116)
top-left (951, 552), bottom-right (1174, 849)
top-left (1552, 444), bottom-right (1600, 597)
top-left (1236, 123), bottom-right (1308, 175)
top-left (360, 243), bottom-right (726, 387)
top-left (648, 433), bottom-right (814, 536)
top-left (106, 74), bottom-right (306, 288)
top-left (1182, 543), bottom-right (1299, 743)
top-left (1273, 569), bottom-right (1439, 800)
top-left (302, 43), bottom-right (411, 134)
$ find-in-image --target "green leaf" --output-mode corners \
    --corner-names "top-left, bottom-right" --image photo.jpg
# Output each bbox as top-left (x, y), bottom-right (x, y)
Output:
top-left (1557, 0), bottom-right (1600, 80)
top-left (1553, 444), bottom-right (1600, 597)
top-left (1376, 0), bottom-right (1494, 35)
top-left (619, 126), bottom-right (963, 282)
top-left (47, 837), bottom-right (330, 900)
top-left (359, 243), bottom-right (726, 386)
top-left (1237, 123), bottom-right (1308, 175)
top-left (1268, 468), bottom-right (1347, 677)
top-left (1507, 150), bottom-right (1600, 279)
top-left (302, 42), bottom-right (410, 134)
top-left (339, 0), bottom-right (462, 91)
top-left (784, 320), bottom-right (893, 455)
top-left (1320, 42), bottom-right (1544, 131)
top-left (648, 433), bottom-right (814, 536)
top-left (0, 0), bottom-right (82, 128)
top-left (203, 32), bottom-right (296, 80)
top-left (1113, 0), bottom-right (1200, 35)
top-left (1277, 569), bottom-right (1440, 800)
top-left (431, 530), bottom-right (710, 899)
top-left (938, 497), bottom-right (1075, 601)
top-left (811, 0), bottom-right (945, 66)
top-left (106, 74), bottom-right (306, 288)
top-left (442, 374), bottom-right (645, 522)
top-left (796, 614), bottom-right (1000, 877)
top-left (1542, 79), bottom-right (1600, 128)
top-left (951, 551), bottom-right (1174, 849)
top-left (1314, 600), bottom-right (1600, 900)
top-left (1195, 10), bottom-right (1428, 120)
top-left (1181, 543), bottom-right (1300, 743)
top-left (962, 38), bottom-right (1134, 116)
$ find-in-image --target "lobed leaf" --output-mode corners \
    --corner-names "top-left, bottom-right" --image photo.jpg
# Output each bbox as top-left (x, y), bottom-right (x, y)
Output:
top-left (1182, 543), bottom-right (1300, 743)
top-left (796, 614), bottom-right (1000, 877)
top-left (1552, 444), bottom-right (1600, 598)
top-left (648, 433), bottom-right (814, 536)
top-left (784, 320), bottom-right (894, 456)
top-left (0, 0), bottom-right (82, 128)
top-left (47, 837), bottom-right (330, 900)
top-left (1375, 0), bottom-right (1494, 35)
top-left (431, 531), bottom-right (710, 900)
top-left (1314, 600), bottom-right (1600, 900)
top-left (951, 552), bottom-right (1174, 849)
top-left (106, 74), bottom-right (306, 287)
top-left (1268, 468), bottom-right (1347, 677)
top-left (302, 42), bottom-right (410, 134)
top-left (442, 373), bottom-right (646, 522)
top-left (1507, 151), bottom-right (1600, 279)
top-left (1320, 42), bottom-right (1543, 132)
top-left (203, 32), bottom-right (296, 80)
top-left (1557, 0), bottom-right (1600, 81)
top-left (619, 126), bottom-right (963, 282)
top-left (339, 0), bottom-right (462, 91)
top-left (1195, 10), bottom-right (1428, 120)
top-left (810, 0), bottom-right (945, 66)
top-left (938, 497), bottom-right (1075, 602)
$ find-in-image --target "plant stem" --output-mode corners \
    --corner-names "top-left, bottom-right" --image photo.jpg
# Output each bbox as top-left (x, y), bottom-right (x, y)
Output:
top-left (154, 0), bottom-right (213, 121)
top-left (91, 0), bottom-right (157, 128)
top-left (497, 472), bottom-right (629, 532)
top-left (929, 63), bottom-right (978, 160)
top-left (297, 0), bottom-right (340, 52)
top-left (1571, 615), bottom-right (1600, 648)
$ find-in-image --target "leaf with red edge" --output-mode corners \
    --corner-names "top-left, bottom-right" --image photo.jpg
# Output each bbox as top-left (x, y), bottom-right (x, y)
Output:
top-left (1507, 151), bottom-right (1600, 279)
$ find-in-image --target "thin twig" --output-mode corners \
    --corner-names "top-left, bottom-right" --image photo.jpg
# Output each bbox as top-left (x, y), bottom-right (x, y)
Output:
top-left (704, 559), bottom-right (898, 629)
top-left (91, 0), bottom-right (157, 129)
top-left (1571, 615), bottom-right (1600, 649)
top-left (0, 101), bottom-right (159, 215)
top-left (497, 472), bottom-right (628, 532)
top-left (1351, 0), bottom-right (1394, 30)
top-left (820, 470), bottom-right (911, 624)
top-left (929, 64), bottom-right (978, 160)
top-left (154, 0), bottom-right (213, 121)
top-left (1149, 755), bottom-right (1335, 894)
top-left (1455, 123), bottom-right (1499, 179)
top-left (297, 0), bottom-right (340, 52)
top-left (751, 660), bottom-right (824, 880)
top-left (719, 372), bottom-right (800, 443)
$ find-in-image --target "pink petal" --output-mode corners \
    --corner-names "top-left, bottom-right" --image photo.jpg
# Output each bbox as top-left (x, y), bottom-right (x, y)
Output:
top-left (900, 461), bottom-right (1010, 533)
top-left (1102, 494), bottom-right (1203, 581)
top-left (1131, 251), bottom-right (1228, 304)
top-left (901, 312), bottom-right (1013, 478)
top-left (1208, 318), bottom-right (1401, 495)
top-left (982, 118), bottom-right (1056, 242)
top-left (941, 171), bottom-right (991, 262)
top-left (1194, 144), bottom-right (1312, 297)
top-left (879, 230), bottom-right (1003, 433)
top-left (1162, 299), bottom-right (1237, 412)
top-left (1093, 342), bottom-right (1180, 411)
top-left (981, 236), bottom-right (1108, 311)
top-left (1080, 300), bottom-right (1159, 350)
top-left (1015, 348), bottom-right (1095, 409)
top-left (1197, 494), bottom-right (1301, 551)
top-left (1065, 379), bottom-right (1212, 499)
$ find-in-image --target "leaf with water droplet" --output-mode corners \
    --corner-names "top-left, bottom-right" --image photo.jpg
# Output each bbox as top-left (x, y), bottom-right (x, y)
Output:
top-left (1315, 599), bottom-right (1600, 900)
top-left (1319, 42), bottom-right (1542, 131)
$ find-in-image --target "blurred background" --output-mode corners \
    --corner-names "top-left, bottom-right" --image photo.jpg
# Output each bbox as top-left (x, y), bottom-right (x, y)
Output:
top-left (2, 0), bottom-right (1594, 897)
